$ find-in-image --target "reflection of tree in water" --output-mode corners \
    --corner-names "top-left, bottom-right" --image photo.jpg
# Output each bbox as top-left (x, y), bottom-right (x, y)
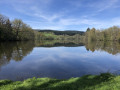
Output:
top-left (35, 40), bottom-right (85, 47)
top-left (85, 41), bottom-right (96, 52)
top-left (85, 41), bottom-right (120, 55)
top-left (0, 40), bottom-right (120, 70)
top-left (0, 41), bottom-right (35, 68)
top-left (12, 42), bottom-right (35, 61)
top-left (35, 40), bottom-right (120, 55)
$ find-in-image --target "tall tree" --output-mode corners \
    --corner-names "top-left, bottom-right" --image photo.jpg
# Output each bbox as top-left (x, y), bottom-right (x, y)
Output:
top-left (12, 19), bottom-right (23, 40)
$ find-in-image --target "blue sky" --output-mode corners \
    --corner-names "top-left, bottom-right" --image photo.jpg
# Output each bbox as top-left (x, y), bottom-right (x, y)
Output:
top-left (0, 0), bottom-right (120, 31)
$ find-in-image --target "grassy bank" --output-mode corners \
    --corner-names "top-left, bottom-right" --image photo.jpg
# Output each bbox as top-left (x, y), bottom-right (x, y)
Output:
top-left (0, 73), bottom-right (119, 90)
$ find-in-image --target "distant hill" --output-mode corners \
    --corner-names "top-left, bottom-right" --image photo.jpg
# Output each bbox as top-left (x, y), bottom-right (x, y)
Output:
top-left (34, 29), bottom-right (85, 36)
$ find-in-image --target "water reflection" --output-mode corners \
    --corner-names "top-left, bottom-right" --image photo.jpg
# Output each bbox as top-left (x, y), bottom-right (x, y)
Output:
top-left (35, 40), bottom-right (120, 55)
top-left (85, 41), bottom-right (120, 55)
top-left (35, 40), bottom-right (85, 47)
top-left (0, 41), bottom-right (35, 67)
top-left (0, 40), bottom-right (120, 81)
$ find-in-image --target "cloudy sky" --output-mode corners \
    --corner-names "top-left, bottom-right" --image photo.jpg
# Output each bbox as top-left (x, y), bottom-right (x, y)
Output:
top-left (0, 0), bottom-right (120, 31)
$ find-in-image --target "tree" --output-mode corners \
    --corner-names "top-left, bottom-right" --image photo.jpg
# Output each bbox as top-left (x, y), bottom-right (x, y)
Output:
top-left (12, 19), bottom-right (24, 40)
top-left (86, 27), bottom-right (90, 32)
top-left (87, 28), bottom-right (96, 42)
top-left (12, 19), bottom-right (35, 40)
top-left (85, 28), bottom-right (90, 41)
top-left (0, 14), bottom-right (14, 41)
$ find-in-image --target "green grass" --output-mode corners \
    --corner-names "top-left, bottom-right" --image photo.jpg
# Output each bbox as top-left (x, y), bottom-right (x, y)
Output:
top-left (0, 73), bottom-right (120, 90)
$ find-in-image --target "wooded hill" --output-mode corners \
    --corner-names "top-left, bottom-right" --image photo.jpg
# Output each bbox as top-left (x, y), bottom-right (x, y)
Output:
top-left (35, 29), bottom-right (85, 36)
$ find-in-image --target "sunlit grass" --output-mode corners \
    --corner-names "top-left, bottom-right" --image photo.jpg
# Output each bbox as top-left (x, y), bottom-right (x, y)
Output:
top-left (0, 73), bottom-right (119, 90)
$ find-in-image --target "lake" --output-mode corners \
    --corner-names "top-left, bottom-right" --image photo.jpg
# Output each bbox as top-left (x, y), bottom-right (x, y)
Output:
top-left (0, 41), bottom-right (120, 81)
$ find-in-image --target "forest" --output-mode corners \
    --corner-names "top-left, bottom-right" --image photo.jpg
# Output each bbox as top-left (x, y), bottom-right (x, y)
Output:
top-left (0, 14), bottom-right (120, 42)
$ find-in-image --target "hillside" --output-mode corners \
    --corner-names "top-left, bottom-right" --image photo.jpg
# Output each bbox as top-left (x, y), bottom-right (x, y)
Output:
top-left (34, 29), bottom-right (85, 36)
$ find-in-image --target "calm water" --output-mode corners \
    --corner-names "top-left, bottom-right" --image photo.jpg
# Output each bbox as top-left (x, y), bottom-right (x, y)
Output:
top-left (0, 41), bottom-right (120, 81)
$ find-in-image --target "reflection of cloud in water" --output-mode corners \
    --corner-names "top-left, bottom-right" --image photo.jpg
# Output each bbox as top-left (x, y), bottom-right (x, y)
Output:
top-left (1, 41), bottom-right (120, 80)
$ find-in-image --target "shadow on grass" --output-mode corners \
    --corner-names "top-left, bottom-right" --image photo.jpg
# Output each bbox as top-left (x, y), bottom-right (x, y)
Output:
top-left (14, 79), bottom-right (61, 90)
top-left (0, 80), bottom-right (13, 86)
top-left (3, 73), bottom-right (115, 90)
top-left (50, 73), bottom-right (114, 90)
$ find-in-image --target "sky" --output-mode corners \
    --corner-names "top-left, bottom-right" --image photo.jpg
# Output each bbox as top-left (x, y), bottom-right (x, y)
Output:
top-left (0, 0), bottom-right (120, 31)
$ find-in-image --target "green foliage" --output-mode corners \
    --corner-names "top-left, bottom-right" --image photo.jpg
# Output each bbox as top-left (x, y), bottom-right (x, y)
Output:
top-left (88, 28), bottom-right (96, 42)
top-left (0, 14), bottom-right (14, 41)
top-left (35, 31), bottom-right (85, 41)
top-left (0, 14), bottom-right (35, 41)
top-left (0, 80), bottom-right (12, 86)
top-left (0, 73), bottom-right (120, 90)
top-left (85, 26), bottom-right (120, 42)
top-left (95, 73), bottom-right (114, 82)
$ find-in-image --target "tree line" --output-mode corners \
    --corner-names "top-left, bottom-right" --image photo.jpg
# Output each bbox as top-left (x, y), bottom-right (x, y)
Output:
top-left (35, 26), bottom-right (120, 42)
top-left (0, 14), bottom-right (35, 41)
top-left (35, 31), bottom-right (85, 41)
top-left (36, 29), bottom-right (85, 36)
top-left (85, 26), bottom-right (120, 42)
top-left (1, 14), bottom-right (120, 42)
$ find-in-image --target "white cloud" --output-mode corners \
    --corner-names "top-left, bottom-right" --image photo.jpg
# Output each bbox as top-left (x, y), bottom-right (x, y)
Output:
top-left (86, 0), bottom-right (119, 16)
top-left (30, 6), bottom-right (63, 22)
top-left (1, 0), bottom-right (120, 30)
top-left (59, 18), bottom-right (100, 26)
top-left (97, 0), bottom-right (118, 12)
top-left (25, 16), bottom-right (120, 30)
top-left (5, 1), bottom-right (63, 22)
top-left (41, 26), bottom-right (64, 30)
